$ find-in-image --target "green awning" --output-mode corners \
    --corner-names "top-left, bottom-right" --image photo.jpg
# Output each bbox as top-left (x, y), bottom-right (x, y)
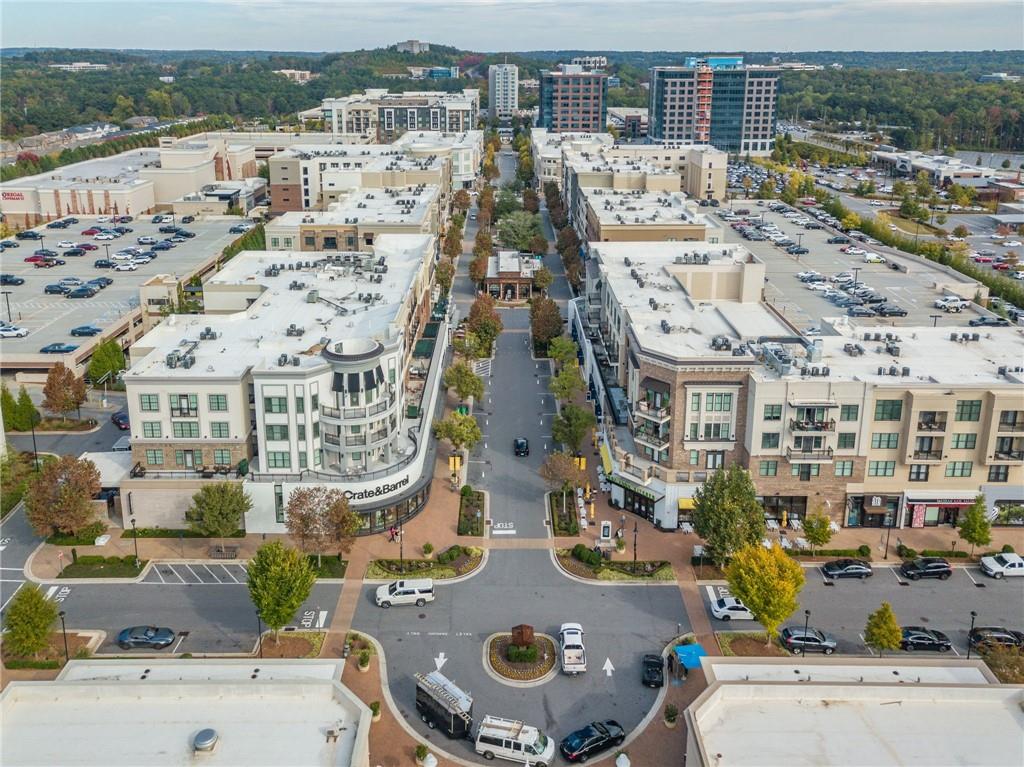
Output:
top-left (607, 474), bottom-right (662, 501)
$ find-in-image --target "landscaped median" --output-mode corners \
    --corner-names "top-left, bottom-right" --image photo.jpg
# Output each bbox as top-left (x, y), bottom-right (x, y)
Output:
top-left (365, 544), bottom-right (483, 580)
top-left (556, 544), bottom-right (675, 582)
top-left (458, 484), bottom-right (485, 536)
top-left (717, 631), bottom-right (791, 658)
top-left (257, 630), bottom-right (325, 659)
top-left (58, 555), bottom-right (147, 579)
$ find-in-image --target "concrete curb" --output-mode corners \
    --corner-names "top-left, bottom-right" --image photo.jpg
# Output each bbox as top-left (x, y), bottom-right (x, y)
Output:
top-left (19, 424), bottom-right (103, 436)
top-left (480, 631), bottom-right (559, 689)
top-left (547, 548), bottom-right (680, 587)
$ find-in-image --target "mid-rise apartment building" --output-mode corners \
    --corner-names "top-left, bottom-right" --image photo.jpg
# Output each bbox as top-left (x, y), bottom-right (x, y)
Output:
top-left (121, 234), bottom-right (451, 534)
top-left (396, 39), bottom-right (430, 54)
top-left (538, 65), bottom-right (608, 133)
top-left (572, 56), bottom-right (608, 69)
top-left (571, 241), bottom-right (1024, 530)
top-left (530, 129), bottom-right (614, 190)
top-left (649, 57), bottom-right (779, 156)
top-left (574, 188), bottom-right (720, 246)
top-left (321, 89), bottom-right (480, 142)
top-left (488, 64), bottom-right (519, 120)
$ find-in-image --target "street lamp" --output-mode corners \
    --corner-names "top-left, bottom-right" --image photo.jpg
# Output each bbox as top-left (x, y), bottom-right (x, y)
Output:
top-left (802, 610), bottom-right (811, 656)
top-left (398, 514), bottom-right (404, 574)
top-left (29, 415), bottom-right (39, 473)
top-left (256, 613), bottom-right (264, 658)
top-left (1, 290), bottom-right (12, 323)
top-left (620, 514), bottom-right (626, 538)
top-left (883, 511), bottom-right (894, 560)
top-left (851, 267), bottom-right (861, 290)
top-left (966, 610), bottom-right (978, 659)
top-left (632, 521), bottom-right (638, 575)
top-left (103, 243), bottom-right (111, 262)
top-left (129, 517), bottom-right (139, 569)
top-left (58, 610), bottom-right (69, 664)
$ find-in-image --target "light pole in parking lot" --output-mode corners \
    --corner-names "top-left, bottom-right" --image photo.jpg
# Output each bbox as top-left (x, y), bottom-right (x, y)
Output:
top-left (929, 314), bottom-right (941, 328)
top-left (103, 244), bottom-right (111, 262)
top-left (1, 290), bottom-right (12, 323)
top-left (130, 516), bottom-right (140, 569)
top-left (851, 267), bottom-right (861, 290)
top-left (802, 610), bottom-right (811, 656)
top-left (58, 610), bottom-right (69, 664)
top-left (966, 610), bottom-right (978, 659)
top-left (796, 233), bottom-right (804, 249)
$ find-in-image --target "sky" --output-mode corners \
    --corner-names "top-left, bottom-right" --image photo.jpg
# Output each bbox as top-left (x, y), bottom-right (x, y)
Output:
top-left (2, 0), bottom-right (1022, 52)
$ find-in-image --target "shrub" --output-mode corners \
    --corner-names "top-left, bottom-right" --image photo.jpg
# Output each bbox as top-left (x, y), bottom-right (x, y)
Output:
top-left (788, 548), bottom-right (870, 559)
top-left (664, 703), bottom-right (679, 723)
top-left (46, 521), bottom-right (106, 546)
top-left (506, 643), bottom-right (539, 663)
top-left (921, 549), bottom-right (969, 558)
top-left (857, 544), bottom-right (871, 557)
top-left (460, 484), bottom-right (474, 498)
top-left (4, 659), bottom-right (61, 670)
top-left (1002, 544), bottom-right (1016, 554)
top-left (358, 649), bottom-right (370, 668)
top-left (422, 542), bottom-right (434, 556)
top-left (447, 544), bottom-right (462, 557)
top-left (415, 744), bottom-right (429, 760)
top-left (897, 544), bottom-right (918, 559)
top-left (369, 701), bottom-right (381, 716)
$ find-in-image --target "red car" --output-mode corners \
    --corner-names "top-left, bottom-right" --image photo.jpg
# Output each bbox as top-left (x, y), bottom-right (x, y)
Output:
top-left (972, 255), bottom-right (993, 263)
top-left (81, 227), bottom-right (101, 236)
top-left (76, 243), bottom-right (98, 251)
top-left (24, 254), bottom-right (47, 263)
top-left (993, 262), bottom-right (1011, 271)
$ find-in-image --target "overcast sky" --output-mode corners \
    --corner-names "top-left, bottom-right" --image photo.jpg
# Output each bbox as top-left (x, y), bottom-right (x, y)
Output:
top-left (3, 0), bottom-right (1022, 52)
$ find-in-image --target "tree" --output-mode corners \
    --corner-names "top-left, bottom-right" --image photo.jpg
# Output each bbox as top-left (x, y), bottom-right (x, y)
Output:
top-left (549, 361), bottom-right (585, 403)
top-left (957, 495), bottom-right (992, 556)
top-left (433, 412), bottom-right (483, 453)
top-left (435, 258), bottom-right (455, 296)
top-left (802, 512), bottom-right (833, 556)
top-left (42, 363), bottom-right (87, 423)
top-left (498, 211), bottom-right (541, 251)
top-left (522, 188), bottom-right (540, 214)
top-left (25, 455), bottom-right (101, 537)
top-left (14, 386), bottom-right (40, 431)
top-left (284, 487), bottom-right (361, 568)
top-left (864, 601), bottom-right (902, 657)
top-left (552, 403), bottom-right (596, 453)
top-left (914, 170), bottom-right (933, 199)
top-left (527, 233), bottom-right (548, 255)
top-left (548, 336), bottom-right (578, 369)
top-left (840, 212), bottom-right (861, 231)
top-left (452, 331), bottom-right (486, 362)
top-left (495, 189), bottom-right (523, 220)
top-left (3, 585), bottom-right (58, 659)
top-left (556, 226), bottom-right (579, 257)
top-left (1, 384), bottom-right (16, 432)
top-left (741, 176), bottom-right (753, 198)
top-left (469, 253), bottom-right (489, 284)
top-left (443, 361), bottom-right (484, 403)
top-left (86, 338), bottom-right (126, 383)
top-left (725, 544), bottom-right (805, 645)
top-left (935, 212), bottom-right (948, 226)
top-left (468, 294), bottom-right (503, 353)
top-left (443, 225), bottom-right (462, 259)
top-left (186, 482), bottom-right (251, 551)
top-left (530, 296), bottom-right (563, 352)
top-left (453, 189), bottom-right (471, 212)
top-left (692, 465), bottom-right (765, 567)
top-left (533, 265), bottom-right (553, 294)
top-left (539, 451), bottom-right (587, 516)
top-left (247, 541), bottom-right (316, 643)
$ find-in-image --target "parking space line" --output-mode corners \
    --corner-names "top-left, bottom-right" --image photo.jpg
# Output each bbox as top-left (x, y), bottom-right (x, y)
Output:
top-left (0, 582), bottom-right (25, 612)
top-left (168, 566), bottom-right (186, 583)
top-left (185, 564), bottom-right (203, 582)
top-left (962, 567), bottom-right (980, 586)
top-left (154, 567), bottom-right (166, 584)
top-left (219, 564), bottom-right (240, 583)
top-left (888, 566), bottom-right (905, 584)
top-left (202, 564), bottom-right (222, 583)
top-left (858, 633), bottom-right (876, 656)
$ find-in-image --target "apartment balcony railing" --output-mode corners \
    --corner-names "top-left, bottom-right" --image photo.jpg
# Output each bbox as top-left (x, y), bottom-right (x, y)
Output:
top-left (998, 421), bottom-right (1023, 433)
top-left (635, 400), bottom-right (671, 421)
top-left (917, 419), bottom-right (947, 432)
top-left (993, 449), bottom-right (1024, 461)
top-left (633, 428), bottom-right (670, 451)
top-left (789, 418), bottom-right (836, 433)
top-left (912, 449), bottom-right (943, 461)
top-left (786, 446), bottom-right (834, 462)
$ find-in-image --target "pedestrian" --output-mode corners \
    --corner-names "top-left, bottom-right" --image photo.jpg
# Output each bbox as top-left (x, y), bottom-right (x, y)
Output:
top-left (667, 653), bottom-right (675, 677)
top-left (387, 526), bottom-right (397, 542)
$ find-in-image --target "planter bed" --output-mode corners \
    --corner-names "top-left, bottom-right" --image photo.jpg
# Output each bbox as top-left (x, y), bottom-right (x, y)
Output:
top-left (487, 634), bottom-right (556, 682)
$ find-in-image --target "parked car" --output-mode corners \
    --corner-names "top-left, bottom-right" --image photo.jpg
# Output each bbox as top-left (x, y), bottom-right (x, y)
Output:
top-left (33, 248), bottom-right (58, 258)
top-left (116, 625), bottom-right (176, 650)
top-left (558, 622), bottom-right (587, 675)
top-left (39, 343), bottom-right (79, 354)
top-left (158, 224), bottom-right (181, 234)
top-left (76, 242), bottom-right (98, 251)
top-left (0, 325), bottom-right (29, 338)
top-left (899, 557), bottom-right (952, 581)
top-left (863, 253), bottom-right (886, 264)
top-left (180, 215), bottom-right (195, 224)
top-left (93, 259), bottom-right (115, 269)
top-left (475, 715), bottom-right (555, 766)
top-left (876, 304), bottom-right (909, 317)
top-left (0, 240), bottom-right (19, 249)
top-left (70, 325), bottom-right (103, 337)
top-left (137, 236), bottom-right (157, 245)
top-left (968, 317), bottom-right (1010, 327)
top-left (374, 578), bottom-right (434, 608)
top-left (111, 411), bottom-right (130, 429)
top-left (44, 284), bottom-right (71, 295)
top-left (979, 552), bottom-right (1024, 579)
top-left (514, 437), bottom-right (529, 456)
top-left (34, 258), bottom-right (66, 268)
top-left (968, 626), bottom-right (1024, 651)
top-left (56, 240), bottom-right (77, 249)
top-left (63, 248), bottom-right (86, 257)
top-left (151, 241), bottom-right (174, 250)
top-left (900, 627), bottom-right (952, 653)
top-left (67, 286), bottom-right (97, 299)
top-left (711, 596), bottom-right (754, 621)
top-left (559, 720), bottom-right (625, 763)
top-left (113, 262), bottom-right (138, 272)
top-left (87, 276), bottom-right (113, 289)
top-left (0, 274), bottom-right (25, 286)
top-left (848, 306), bottom-right (877, 317)
top-left (641, 654), bottom-right (664, 688)
top-left (780, 626), bottom-right (838, 654)
top-left (822, 559), bottom-right (873, 579)
top-left (15, 230), bottom-right (42, 240)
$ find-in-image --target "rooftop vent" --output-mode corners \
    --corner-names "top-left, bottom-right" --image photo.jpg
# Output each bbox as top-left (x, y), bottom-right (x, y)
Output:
top-left (193, 728), bottom-right (218, 753)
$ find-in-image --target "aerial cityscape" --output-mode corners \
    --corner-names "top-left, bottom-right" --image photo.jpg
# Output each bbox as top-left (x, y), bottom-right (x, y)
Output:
top-left (1, 1), bottom-right (1023, 765)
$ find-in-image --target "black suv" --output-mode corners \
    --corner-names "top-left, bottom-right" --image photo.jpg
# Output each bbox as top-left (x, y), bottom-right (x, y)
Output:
top-left (15, 230), bottom-right (42, 240)
top-left (513, 437), bottom-right (529, 457)
top-left (641, 654), bottom-right (664, 688)
top-left (0, 274), bottom-right (25, 286)
top-left (899, 557), bottom-right (952, 581)
top-left (968, 626), bottom-right (1024, 651)
top-left (900, 627), bottom-right (952, 652)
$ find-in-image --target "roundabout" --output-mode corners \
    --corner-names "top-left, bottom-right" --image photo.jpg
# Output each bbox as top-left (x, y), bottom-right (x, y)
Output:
top-left (483, 631), bottom-right (558, 687)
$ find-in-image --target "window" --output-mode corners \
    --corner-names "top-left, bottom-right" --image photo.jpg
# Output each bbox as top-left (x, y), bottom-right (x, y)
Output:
top-left (840, 404), bottom-right (859, 422)
top-left (313, 422), bottom-right (320, 438)
top-left (868, 460), bottom-right (896, 477)
top-left (988, 465), bottom-right (1009, 482)
top-left (298, 452), bottom-right (308, 469)
top-left (951, 433), bottom-right (977, 449)
top-left (208, 394), bottom-right (228, 412)
top-left (955, 400), bottom-right (982, 422)
top-left (909, 465), bottom-right (930, 482)
top-left (211, 422), bottom-right (230, 439)
top-left (761, 432), bottom-right (780, 449)
top-left (264, 396), bottom-right (288, 414)
top-left (759, 460), bottom-right (778, 476)
top-left (274, 484), bottom-right (285, 524)
top-left (142, 422), bottom-right (162, 439)
top-left (297, 424), bottom-right (306, 441)
top-left (705, 393), bottom-right (732, 411)
top-left (837, 432), bottom-right (856, 449)
top-left (174, 449), bottom-right (201, 467)
top-left (140, 394), bottom-right (160, 412)
top-left (763, 404), bottom-right (782, 421)
top-left (690, 393), bottom-right (700, 412)
top-left (170, 393), bottom-right (198, 417)
top-left (874, 400), bottom-right (902, 421)
top-left (314, 449), bottom-right (323, 467)
top-left (172, 421), bottom-right (200, 439)
top-left (213, 449), bottom-right (231, 465)
top-left (871, 433), bottom-right (899, 450)
top-left (689, 450), bottom-right (699, 465)
top-left (834, 460), bottom-right (854, 477)
top-left (295, 395), bottom-right (305, 413)
top-left (703, 422), bottom-right (730, 440)
top-left (707, 451), bottom-right (724, 470)
top-left (311, 393), bottom-right (319, 410)
top-left (267, 451), bottom-right (291, 469)
top-left (145, 449), bottom-right (163, 466)
top-left (791, 463), bottom-right (820, 481)
top-left (266, 424), bottom-right (289, 441)
top-left (945, 461), bottom-right (973, 478)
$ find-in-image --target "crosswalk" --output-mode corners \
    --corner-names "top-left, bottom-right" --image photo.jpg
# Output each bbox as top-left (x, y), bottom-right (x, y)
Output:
top-left (474, 359), bottom-right (493, 378)
top-left (141, 562), bottom-right (248, 585)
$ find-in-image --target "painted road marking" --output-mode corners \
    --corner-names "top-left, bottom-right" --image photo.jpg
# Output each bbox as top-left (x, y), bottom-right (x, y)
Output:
top-left (202, 564), bottom-right (222, 583)
top-left (602, 658), bottom-right (615, 676)
top-left (220, 564), bottom-right (240, 583)
top-left (44, 586), bottom-right (58, 600)
top-left (492, 522), bottom-right (516, 536)
top-left (963, 568), bottom-right (980, 586)
top-left (0, 582), bottom-right (24, 612)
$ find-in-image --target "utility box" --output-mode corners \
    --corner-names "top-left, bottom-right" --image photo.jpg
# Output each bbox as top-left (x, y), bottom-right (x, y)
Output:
top-left (512, 624), bottom-right (535, 647)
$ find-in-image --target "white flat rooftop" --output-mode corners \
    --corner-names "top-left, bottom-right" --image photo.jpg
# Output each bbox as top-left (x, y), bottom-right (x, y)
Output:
top-left (4, 149), bottom-right (159, 191)
top-left (565, 149), bottom-right (677, 177)
top-left (2, 660), bottom-right (367, 767)
top-left (584, 188), bottom-right (707, 227)
top-left (127, 234), bottom-right (431, 379)
top-left (393, 129), bottom-right (483, 152)
top-left (705, 659), bottom-right (992, 685)
top-left (273, 143), bottom-right (446, 173)
top-left (273, 185), bottom-right (438, 227)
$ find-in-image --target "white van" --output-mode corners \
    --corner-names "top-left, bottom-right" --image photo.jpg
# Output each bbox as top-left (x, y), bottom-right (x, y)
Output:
top-left (375, 578), bottom-right (434, 608)
top-left (474, 715), bottom-right (555, 767)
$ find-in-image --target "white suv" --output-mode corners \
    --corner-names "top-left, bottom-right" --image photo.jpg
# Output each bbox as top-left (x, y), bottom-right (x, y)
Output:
top-left (711, 597), bottom-right (753, 621)
top-left (375, 578), bottom-right (434, 608)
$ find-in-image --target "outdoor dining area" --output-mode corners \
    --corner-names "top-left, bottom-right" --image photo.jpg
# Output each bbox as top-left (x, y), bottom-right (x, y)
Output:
top-left (759, 513), bottom-right (840, 552)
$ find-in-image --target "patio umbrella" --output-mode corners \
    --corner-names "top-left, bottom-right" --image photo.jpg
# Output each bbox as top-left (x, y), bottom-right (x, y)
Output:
top-left (675, 642), bottom-right (708, 669)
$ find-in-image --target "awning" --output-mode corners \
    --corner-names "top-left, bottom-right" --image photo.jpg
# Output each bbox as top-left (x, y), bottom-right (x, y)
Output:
top-left (599, 443), bottom-right (613, 475)
top-left (347, 372), bottom-right (360, 393)
top-left (607, 474), bottom-right (662, 501)
top-left (678, 497), bottom-right (696, 511)
top-left (363, 370), bottom-right (375, 390)
top-left (903, 490), bottom-right (980, 504)
top-left (640, 377), bottom-right (670, 396)
top-left (674, 642), bottom-right (708, 669)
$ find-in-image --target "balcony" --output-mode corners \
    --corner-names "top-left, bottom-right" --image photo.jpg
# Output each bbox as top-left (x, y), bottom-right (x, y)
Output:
top-left (992, 449), bottom-right (1024, 462)
top-left (912, 449), bottom-right (943, 461)
top-left (633, 427), bottom-right (670, 451)
top-left (787, 446), bottom-right (834, 462)
top-left (635, 400), bottom-right (671, 422)
top-left (789, 418), bottom-right (835, 433)
top-left (917, 418), bottom-right (947, 432)
top-left (998, 420), bottom-right (1024, 434)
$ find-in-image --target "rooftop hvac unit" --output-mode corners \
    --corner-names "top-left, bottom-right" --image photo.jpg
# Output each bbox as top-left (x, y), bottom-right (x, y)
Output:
top-left (998, 366), bottom-right (1008, 376)
top-left (950, 332), bottom-right (959, 342)
top-left (181, 355), bottom-right (195, 370)
top-left (291, 356), bottom-right (300, 367)
top-left (878, 367), bottom-right (885, 375)
top-left (901, 367), bottom-right (910, 377)
top-left (278, 354), bottom-right (289, 366)
top-left (166, 352), bottom-right (179, 368)
top-left (306, 290), bottom-right (319, 303)
top-left (889, 366), bottom-right (898, 376)
top-left (661, 319), bottom-right (671, 334)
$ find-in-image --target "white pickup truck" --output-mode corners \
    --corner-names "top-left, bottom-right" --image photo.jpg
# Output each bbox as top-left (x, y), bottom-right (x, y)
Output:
top-left (934, 296), bottom-right (970, 313)
top-left (558, 622), bottom-right (587, 675)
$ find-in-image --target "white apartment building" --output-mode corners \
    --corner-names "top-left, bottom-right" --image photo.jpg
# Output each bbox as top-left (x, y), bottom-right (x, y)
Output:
top-left (572, 56), bottom-right (608, 69)
top-left (121, 233), bottom-right (452, 534)
top-left (488, 64), bottom-right (519, 120)
top-left (529, 128), bottom-right (614, 189)
top-left (321, 89), bottom-right (480, 142)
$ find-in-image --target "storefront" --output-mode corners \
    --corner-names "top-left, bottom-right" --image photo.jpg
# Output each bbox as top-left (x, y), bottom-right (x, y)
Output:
top-left (608, 474), bottom-right (663, 524)
top-left (677, 497), bottom-right (696, 527)
top-left (901, 491), bottom-right (979, 528)
top-left (758, 496), bottom-right (808, 524)
top-left (846, 494), bottom-right (900, 528)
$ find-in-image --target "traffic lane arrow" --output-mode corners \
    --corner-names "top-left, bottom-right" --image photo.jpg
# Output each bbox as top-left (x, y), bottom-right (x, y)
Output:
top-left (435, 651), bottom-right (448, 671)
top-left (602, 657), bottom-right (614, 676)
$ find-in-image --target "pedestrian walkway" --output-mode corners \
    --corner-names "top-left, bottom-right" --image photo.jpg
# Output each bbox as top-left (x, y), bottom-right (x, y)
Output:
top-left (140, 561), bottom-right (247, 585)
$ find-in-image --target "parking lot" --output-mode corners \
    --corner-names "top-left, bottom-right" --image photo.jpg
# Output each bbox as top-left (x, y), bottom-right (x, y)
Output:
top-left (718, 205), bottom-right (993, 331)
top-left (0, 215), bottom-right (241, 356)
top-left (702, 564), bottom-right (1024, 655)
